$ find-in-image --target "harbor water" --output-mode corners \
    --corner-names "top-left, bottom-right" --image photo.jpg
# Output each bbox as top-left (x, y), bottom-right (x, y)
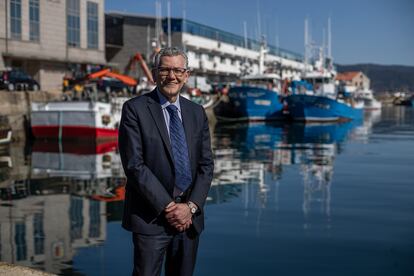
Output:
top-left (0, 106), bottom-right (413, 275)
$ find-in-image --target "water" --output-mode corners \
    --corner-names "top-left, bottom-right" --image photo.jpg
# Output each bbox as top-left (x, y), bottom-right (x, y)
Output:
top-left (0, 107), bottom-right (413, 276)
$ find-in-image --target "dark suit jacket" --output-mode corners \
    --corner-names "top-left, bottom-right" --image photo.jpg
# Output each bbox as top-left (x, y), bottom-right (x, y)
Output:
top-left (118, 90), bottom-right (214, 235)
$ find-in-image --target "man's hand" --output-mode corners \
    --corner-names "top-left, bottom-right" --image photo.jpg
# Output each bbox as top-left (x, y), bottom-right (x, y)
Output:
top-left (165, 203), bottom-right (193, 231)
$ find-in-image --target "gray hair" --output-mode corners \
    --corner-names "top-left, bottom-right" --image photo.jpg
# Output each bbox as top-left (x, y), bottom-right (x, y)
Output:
top-left (153, 47), bottom-right (189, 69)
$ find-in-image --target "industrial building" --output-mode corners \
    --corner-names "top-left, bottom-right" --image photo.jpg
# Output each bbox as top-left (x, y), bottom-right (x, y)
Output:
top-left (105, 12), bottom-right (306, 84)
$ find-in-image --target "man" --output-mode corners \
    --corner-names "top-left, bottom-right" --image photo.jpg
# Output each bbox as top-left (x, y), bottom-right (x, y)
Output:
top-left (118, 47), bottom-right (214, 276)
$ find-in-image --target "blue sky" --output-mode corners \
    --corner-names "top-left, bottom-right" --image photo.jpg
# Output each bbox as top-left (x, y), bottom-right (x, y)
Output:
top-left (106, 0), bottom-right (414, 66)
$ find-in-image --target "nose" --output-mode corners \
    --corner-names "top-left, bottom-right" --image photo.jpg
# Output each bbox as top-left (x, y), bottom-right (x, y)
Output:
top-left (167, 69), bottom-right (176, 78)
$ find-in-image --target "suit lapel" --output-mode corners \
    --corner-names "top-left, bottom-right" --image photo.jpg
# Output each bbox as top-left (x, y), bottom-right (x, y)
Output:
top-left (146, 91), bottom-right (173, 160)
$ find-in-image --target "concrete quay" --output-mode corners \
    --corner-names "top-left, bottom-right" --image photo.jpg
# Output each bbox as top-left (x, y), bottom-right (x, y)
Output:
top-left (0, 262), bottom-right (57, 276)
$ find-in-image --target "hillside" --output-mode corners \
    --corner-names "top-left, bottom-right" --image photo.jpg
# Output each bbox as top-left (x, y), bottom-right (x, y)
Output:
top-left (336, 64), bottom-right (414, 93)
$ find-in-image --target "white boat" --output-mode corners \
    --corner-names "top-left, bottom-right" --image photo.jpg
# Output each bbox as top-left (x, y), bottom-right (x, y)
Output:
top-left (31, 98), bottom-right (128, 140)
top-left (355, 89), bottom-right (382, 110)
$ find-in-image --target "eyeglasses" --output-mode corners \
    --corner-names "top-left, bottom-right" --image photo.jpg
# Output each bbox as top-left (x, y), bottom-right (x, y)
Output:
top-left (157, 67), bottom-right (188, 77)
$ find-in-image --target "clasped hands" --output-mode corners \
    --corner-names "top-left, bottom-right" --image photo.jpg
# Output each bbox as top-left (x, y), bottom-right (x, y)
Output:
top-left (165, 201), bottom-right (192, 232)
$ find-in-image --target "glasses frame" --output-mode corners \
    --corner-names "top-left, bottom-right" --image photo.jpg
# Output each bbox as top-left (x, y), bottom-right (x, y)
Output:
top-left (157, 67), bottom-right (188, 77)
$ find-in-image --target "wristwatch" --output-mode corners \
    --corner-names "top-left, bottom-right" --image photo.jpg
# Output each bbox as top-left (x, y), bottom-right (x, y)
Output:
top-left (187, 201), bottom-right (198, 215)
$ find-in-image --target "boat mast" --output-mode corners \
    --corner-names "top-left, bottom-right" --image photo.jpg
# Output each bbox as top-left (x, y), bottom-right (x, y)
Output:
top-left (167, 0), bottom-right (171, 47)
top-left (304, 18), bottom-right (309, 76)
top-left (259, 36), bottom-right (267, 75)
top-left (182, 0), bottom-right (186, 51)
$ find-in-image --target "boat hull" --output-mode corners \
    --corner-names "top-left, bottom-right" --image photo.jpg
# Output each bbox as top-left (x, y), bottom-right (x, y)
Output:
top-left (214, 86), bottom-right (284, 121)
top-left (286, 94), bottom-right (363, 122)
top-left (31, 125), bottom-right (118, 139)
top-left (31, 101), bottom-right (118, 140)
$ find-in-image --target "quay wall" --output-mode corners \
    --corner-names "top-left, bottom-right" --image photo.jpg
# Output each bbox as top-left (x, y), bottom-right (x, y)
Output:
top-left (0, 91), bottom-right (62, 141)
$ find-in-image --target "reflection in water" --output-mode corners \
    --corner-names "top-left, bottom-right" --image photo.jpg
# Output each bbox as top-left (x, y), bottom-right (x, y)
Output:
top-left (0, 107), bottom-right (400, 275)
top-left (0, 139), bottom-right (125, 275)
top-left (210, 117), bottom-right (365, 219)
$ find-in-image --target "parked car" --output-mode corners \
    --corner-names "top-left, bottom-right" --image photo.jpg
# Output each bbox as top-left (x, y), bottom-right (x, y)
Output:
top-left (96, 77), bottom-right (135, 94)
top-left (0, 69), bottom-right (40, 91)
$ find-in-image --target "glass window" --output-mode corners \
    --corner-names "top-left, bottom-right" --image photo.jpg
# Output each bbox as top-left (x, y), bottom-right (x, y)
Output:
top-left (89, 200), bottom-right (101, 238)
top-left (33, 213), bottom-right (44, 255)
top-left (87, 2), bottom-right (98, 49)
top-left (70, 196), bottom-right (84, 241)
top-left (15, 223), bottom-right (26, 261)
top-left (67, 0), bottom-right (80, 47)
top-left (29, 0), bottom-right (40, 41)
top-left (10, 0), bottom-right (22, 39)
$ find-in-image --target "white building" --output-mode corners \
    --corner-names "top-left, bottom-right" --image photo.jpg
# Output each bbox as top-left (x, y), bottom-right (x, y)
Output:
top-left (0, 0), bottom-right (106, 91)
top-left (105, 13), bottom-right (305, 83)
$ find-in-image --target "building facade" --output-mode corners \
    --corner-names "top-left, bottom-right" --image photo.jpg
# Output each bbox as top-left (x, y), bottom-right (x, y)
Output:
top-left (106, 13), bottom-right (306, 84)
top-left (336, 71), bottom-right (370, 90)
top-left (0, 0), bottom-right (106, 91)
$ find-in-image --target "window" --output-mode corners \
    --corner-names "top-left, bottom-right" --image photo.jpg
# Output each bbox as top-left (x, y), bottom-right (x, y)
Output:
top-left (89, 200), bottom-right (101, 238)
top-left (220, 57), bottom-right (226, 64)
top-left (87, 2), bottom-right (98, 49)
top-left (10, 0), bottom-right (22, 39)
top-left (29, 0), bottom-right (40, 41)
top-left (67, 0), bottom-right (80, 47)
top-left (33, 213), bottom-right (44, 255)
top-left (15, 223), bottom-right (27, 261)
top-left (70, 197), bottom-right (84, 241)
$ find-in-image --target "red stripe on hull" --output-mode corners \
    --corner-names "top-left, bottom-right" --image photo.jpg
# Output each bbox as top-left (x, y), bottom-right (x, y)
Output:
top-left (33, 140), bottom-right (118, 154)
top-left (32, 126), bottom-right (118, 139)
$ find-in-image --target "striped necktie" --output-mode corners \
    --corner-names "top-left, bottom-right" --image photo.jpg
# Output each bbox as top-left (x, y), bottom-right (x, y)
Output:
top-left (166, 105), bottom-right (192, 192)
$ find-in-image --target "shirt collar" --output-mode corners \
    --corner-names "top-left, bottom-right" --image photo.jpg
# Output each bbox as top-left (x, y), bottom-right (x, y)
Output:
top-left (157, 89), bottom-right (181, 112)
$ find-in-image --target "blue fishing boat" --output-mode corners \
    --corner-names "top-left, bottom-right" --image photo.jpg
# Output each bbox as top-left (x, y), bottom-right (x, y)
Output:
top-left (213, 40), bottom-right (285, 121)
top-left (214, 74), bottom-right (284, 121)
top-left (286, 18), bottom-right (363, 122)
top-left (287, 92), bottom-right (364, 122)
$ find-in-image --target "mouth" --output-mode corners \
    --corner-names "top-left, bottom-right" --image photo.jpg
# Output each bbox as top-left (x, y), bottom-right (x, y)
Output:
top-left (164, 82), bottom-right (178, 87)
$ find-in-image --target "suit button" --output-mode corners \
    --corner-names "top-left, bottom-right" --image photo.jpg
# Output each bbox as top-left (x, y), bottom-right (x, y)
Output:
top-left (175, 196), bottom-right (182, 203)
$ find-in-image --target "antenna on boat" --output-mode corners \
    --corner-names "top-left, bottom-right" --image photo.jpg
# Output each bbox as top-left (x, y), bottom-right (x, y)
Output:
top-left (304, 17), bottom-right (309, 75)
top-left (258, 35), bottom-right (267, 75)
top-left (256, 0), bottom-right (262, 41)
top-left (155, 0), bottom-right (162, 48)
top-left (328, 16), bottom-right (332, 60)
top-left (167, 0), bottom-right (172, 47)
top-left (327, 16), bottom-right (333, 71)
top-left (182, 0), bottom-right (186, 51)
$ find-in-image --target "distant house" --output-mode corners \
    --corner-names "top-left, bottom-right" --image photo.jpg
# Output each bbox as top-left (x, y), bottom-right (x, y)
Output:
top-left (336, 71), bottom-right (370, 90)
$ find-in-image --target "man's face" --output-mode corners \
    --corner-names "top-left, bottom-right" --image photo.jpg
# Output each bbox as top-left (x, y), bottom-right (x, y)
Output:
top-left (153, 55), bottom-right (189, 101)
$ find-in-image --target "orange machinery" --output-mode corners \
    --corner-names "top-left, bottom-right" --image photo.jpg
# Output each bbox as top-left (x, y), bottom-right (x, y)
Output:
top-left (125, 53), bottom-right (155, 85)
top-left (87, 68), bottom-right (137, 86)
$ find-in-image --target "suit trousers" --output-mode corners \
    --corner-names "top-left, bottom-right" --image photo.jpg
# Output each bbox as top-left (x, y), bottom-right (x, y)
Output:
top-left (132, 230), bottom-right (199, 276)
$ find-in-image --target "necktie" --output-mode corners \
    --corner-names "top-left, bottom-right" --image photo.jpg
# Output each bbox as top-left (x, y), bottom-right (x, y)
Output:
top-left (166, 105), bottom-right (192, 192)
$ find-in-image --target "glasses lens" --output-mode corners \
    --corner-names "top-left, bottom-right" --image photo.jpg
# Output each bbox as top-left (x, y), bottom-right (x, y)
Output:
top-left (158, 67), bottom-right (186, 77)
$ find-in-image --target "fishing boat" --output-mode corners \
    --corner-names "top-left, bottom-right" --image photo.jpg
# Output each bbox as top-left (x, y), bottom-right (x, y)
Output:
top-left (213, 40), bottom-right (285, 121)
top-left (350, 88), bottom-right (381, 110)
top-left (31, 97), bottom-right (127, 140)
top-left (286, 80), bottom-right (364, 122)
top-left (286, 18), bottom-right (364, 122)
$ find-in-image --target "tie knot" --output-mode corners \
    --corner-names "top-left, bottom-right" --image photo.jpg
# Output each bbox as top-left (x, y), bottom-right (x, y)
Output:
top-left (166, 105), bottom-right (178, 115)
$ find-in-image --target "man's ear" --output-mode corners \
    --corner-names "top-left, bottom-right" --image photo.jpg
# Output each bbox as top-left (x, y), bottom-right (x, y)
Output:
top-left (184, 70), bottom-right (191, 83)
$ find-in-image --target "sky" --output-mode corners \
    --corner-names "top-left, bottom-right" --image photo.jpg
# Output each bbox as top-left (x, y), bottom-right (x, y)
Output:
top-left (105, 0), bottom-right (414, 66)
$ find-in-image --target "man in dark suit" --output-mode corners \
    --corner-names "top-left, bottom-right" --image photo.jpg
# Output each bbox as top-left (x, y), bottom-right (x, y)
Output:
top-left (118, 47), bottom-right (214, 276)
